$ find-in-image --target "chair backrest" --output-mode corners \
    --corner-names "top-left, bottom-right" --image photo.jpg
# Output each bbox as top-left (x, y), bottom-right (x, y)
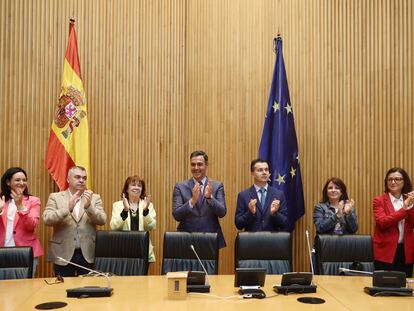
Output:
top-left (94, 230), bottom-right (149, 276)
top-left (162, 232), bottom-right (219, 275)
top-left (0, 246), bottom-right (33, 279)
top-left (315, 234), bottom-right (374, 275)
top-left (235, 231), bottom-right (292, 274)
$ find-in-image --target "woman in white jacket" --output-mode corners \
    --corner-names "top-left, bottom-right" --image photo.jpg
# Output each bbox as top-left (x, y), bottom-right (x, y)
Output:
top-left (110, 175), bottom-right (156, 262)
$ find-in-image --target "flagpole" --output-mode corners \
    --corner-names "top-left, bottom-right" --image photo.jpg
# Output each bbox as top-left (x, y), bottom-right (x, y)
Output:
top-left (274, 34), bottom-right (282, 53)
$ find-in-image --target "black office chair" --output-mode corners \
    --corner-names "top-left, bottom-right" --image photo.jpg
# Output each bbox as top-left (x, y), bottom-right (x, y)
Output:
top-left (0, 246), bottom-right (33, 279)
top-left (94, 230), bottom-right (149, 275)
top-left (235, 231), bottom-right (292, 274)
top-left (162, 232), bottom-right (219, 275)
top-left (315, 234), bottom-right (374, 275)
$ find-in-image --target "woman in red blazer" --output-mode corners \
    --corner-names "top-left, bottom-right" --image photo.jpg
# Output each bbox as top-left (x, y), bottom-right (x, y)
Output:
top-left (0, 167), bottom-right (43, 277)
top-left (373, 167), bottom-right (414, 277)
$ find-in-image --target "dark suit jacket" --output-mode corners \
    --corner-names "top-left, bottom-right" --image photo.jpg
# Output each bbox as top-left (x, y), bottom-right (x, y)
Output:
top-left (172, 178), bottom-right (227, 248)
top-left (235, 185), bottom-right (287, 231)
top-left (373, 193), bottom-right (414, 264)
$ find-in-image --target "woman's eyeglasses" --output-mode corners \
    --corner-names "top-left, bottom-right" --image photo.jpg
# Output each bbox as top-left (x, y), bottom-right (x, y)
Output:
top-left (387, 177), bottom-right (404, 183)
top-left (44, 275), bottom-right (64, 285)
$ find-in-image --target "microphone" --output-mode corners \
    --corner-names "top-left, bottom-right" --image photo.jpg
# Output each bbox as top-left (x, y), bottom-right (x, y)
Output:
top-left (190, 244), bottom-right (210, 286)
top-left (274, 231), bottom-right (318, 295)
top-left (338, 268), bottom-right (373, 276)
top-left (57, 256), bottom-right (113, 297)
top-left (305, 230), bottom-right (315, 282)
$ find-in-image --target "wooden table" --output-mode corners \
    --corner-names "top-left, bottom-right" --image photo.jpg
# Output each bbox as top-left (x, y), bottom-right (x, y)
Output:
top-left (317, 275), bottom-right (414, 310)
top-left (1, 274), bottom-right (413, 310)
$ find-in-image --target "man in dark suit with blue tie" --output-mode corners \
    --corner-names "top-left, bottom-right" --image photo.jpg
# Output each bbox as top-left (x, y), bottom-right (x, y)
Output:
top-left (235, 159), bottom-right (287, 231)
top-left (173, 150), bottom-right (227, 248)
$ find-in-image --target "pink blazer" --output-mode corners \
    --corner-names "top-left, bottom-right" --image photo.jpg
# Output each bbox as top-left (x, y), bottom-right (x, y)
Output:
top-left (0, 195), bottom-right (44, 257)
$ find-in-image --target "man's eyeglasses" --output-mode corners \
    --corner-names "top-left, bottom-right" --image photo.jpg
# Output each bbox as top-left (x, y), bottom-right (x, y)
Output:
top-left (44, 275), bottom-right (64, 285)
top-left (387, 177), bottom-right (404, 183)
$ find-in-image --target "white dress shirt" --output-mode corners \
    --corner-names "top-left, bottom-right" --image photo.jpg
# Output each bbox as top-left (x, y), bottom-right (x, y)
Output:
top-left (389, 193), bottom-right (405, 244)
top-left (5, 200), bottom-right (17, 247)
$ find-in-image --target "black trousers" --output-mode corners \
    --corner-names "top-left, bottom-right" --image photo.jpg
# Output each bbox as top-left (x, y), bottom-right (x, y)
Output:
top-left (53, 249), bottom-right (93, 277)
top-left (374, 243), bottom-right (413, 277)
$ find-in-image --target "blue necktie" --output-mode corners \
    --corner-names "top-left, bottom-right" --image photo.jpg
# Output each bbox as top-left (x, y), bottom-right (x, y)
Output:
top-left (259, 188), bottom-right (267, 208)
top-left (198, 181), bottom-right (203, 204)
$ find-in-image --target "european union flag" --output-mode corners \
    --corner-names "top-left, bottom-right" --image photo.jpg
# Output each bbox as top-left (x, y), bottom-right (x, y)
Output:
top-left (258, 36), bottom-right (305, 232)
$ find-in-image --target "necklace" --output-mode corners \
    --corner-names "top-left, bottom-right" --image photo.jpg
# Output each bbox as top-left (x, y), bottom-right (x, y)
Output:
top-left (129, 202), bottom-right (138, 217)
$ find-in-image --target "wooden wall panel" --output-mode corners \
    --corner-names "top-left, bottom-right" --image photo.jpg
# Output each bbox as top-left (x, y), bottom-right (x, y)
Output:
top-left (0, 0), bottom-right (413, 277)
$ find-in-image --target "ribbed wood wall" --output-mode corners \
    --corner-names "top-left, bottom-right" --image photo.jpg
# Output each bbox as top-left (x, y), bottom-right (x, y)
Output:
top-left (0, 0), bottom-right (413, 277)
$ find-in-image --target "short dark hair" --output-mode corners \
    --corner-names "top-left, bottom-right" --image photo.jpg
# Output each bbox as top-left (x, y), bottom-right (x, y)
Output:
top-left (190, 150), bottom-right (208, 164)
top-left (321, 177), bottom-right (349, 203)
top-left (384, 167), bottom-right (412, 193)
top-left (250, 158), bottom-right (269, 172)
top-left (121, 175), bottom-right (146, 200)
top-left (0, 167), bottom-right (30, 201)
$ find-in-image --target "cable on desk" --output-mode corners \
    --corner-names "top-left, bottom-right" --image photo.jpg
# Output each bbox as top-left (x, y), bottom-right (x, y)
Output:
top-left (188, 292), bottom-right (279, 300)
top-left (188, 293), bottom-right (242, 299)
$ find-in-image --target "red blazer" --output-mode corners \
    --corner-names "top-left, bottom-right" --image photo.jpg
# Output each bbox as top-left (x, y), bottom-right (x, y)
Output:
top-left (0, 195), bottom-right (44, 257)
top-left (373, 193), bottom-right (414, 264)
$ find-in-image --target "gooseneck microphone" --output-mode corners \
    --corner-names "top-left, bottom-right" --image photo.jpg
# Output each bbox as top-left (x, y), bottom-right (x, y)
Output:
top-left (57, 256), bottom-right (113, 297)
top-left (190, 244), bottom-right (210, 286)
top-left (305, 230), bottom-right (315, 279)
top-left (338, 268), bottom-right (373, 275)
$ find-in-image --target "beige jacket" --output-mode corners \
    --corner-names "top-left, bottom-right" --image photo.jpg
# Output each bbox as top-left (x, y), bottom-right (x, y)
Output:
top-left (43, 190), bottom-right (106, 265)
top-left (110, 200), bottom-right (156, 262)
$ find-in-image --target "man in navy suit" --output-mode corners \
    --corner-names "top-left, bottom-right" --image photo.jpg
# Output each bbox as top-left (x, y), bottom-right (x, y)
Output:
top-left (235, 159), bottom-right (287, 231)
top-left (173, 150), bottom-right (227, 248)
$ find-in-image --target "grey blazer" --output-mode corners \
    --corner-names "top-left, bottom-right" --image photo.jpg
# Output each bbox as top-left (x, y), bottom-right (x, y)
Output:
top-left (43, 190), bottom-right (107, 265)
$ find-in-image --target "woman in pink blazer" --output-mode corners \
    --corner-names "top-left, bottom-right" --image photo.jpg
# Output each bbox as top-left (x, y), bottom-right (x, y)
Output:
top-left (373, 167), bottom-right (414, 277)
top-left (0, 167), bottom-right (43, 277)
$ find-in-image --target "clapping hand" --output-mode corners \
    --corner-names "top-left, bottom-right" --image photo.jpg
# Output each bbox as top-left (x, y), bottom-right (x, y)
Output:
top-left (11, 188), bottom-right (24, 210)
top-left (68, 190), bottom-right (82, 212)
top-left (270, 199), bottom-right (280, 215)
top-left (191, 183), bottom-right (202, 207)
top-left (122, 193), bottom-right (130, 211)
top-left (403, 191), bottom-right (414, 209)
top-left (204, 180), bottom-right (213, 199)
top-left (336, 200), bottom-right (345, 218)
top-left (344, 199), bottom-right (355, 215)
top-left (83, 190), bottom-right (93, 209)
top-left (0, 196), bottom-right (5, 213)
top-left (144, 195), bottom-right (151, 211)
top-left (248, 199), bottom-right (257, 215)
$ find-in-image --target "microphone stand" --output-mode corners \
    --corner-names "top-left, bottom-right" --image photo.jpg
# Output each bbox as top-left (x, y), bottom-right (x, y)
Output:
top-left (190, 245), bottom-right (210, 286)
top-left (305, 230), bottom-right (315, 284)
top-left (57, 256), bottom-right (111, 288)
top-left (57, 256), bottom-right (113, 297)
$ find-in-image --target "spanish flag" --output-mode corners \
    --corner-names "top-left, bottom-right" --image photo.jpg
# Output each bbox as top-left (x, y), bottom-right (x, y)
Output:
top-left (45, 19), bottom-right (91, 190)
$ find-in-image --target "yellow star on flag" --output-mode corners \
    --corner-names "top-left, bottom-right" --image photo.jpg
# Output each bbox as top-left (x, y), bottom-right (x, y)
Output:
top-left (273, 101), bottom-right (280, 112)
top-left (276, 174), bottom-right (286, 185)
top-left (284, 103), bottom-right (293, 114)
